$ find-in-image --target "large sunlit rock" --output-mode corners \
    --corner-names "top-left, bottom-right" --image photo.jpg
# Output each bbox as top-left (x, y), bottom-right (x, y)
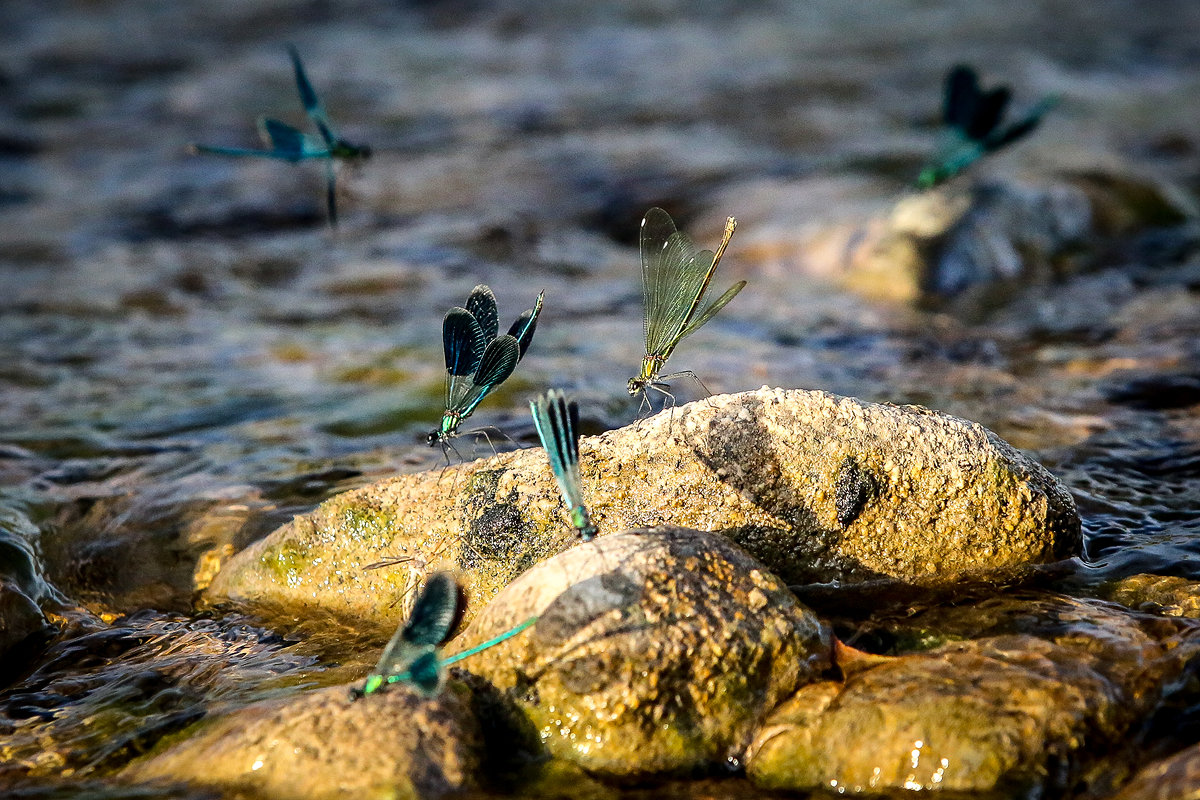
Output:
top-left (205, 387), bottom-right (1080, 631)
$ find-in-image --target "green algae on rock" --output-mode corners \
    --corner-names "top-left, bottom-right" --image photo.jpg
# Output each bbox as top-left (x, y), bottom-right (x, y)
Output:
top-left (204, 387), bottom-right (1080, 631)
top-left (123, 683), bottom-right (485, 800)
top-left (746, 595), bottom-right (1200, 795)
top-left (450, 527), bottom-right (830, 777)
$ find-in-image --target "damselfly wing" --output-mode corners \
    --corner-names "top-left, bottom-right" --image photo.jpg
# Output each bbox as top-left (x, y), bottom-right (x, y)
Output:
top-left (627, 208), bottom-right (744, 407)
top-left (530, 390), bottom-right (597, 542)
top-left (428, 285), bottom-right (544, 452)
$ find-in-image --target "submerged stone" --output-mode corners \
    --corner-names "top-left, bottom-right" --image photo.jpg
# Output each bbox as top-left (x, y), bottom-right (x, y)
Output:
top-left (123, 683), bottom-right (484, 800)
top-left (450, 527), bottom-right (830, 777)
top-left (205, 387), bottom-right (1080, 631)
top-left (1110, 744), bottom-right (1200, 800)
top-left (1101, 573), bottom-right (1200, 618)
top-left (801, 173), bottom-right (1195, 310)
top-left (746, 595), bottom-right (1200, 795)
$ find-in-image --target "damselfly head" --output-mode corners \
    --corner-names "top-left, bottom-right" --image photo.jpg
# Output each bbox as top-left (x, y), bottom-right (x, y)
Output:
top-left (627, 377), bottom-right (645, 396)
top-left (425, 430), bottom-right (441, 447)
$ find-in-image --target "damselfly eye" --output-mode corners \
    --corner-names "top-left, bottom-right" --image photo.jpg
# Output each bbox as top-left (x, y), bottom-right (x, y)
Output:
top-left (627, 379), bottom-right (642, 396)
top-left (425, 431), bottom-right (440, 447)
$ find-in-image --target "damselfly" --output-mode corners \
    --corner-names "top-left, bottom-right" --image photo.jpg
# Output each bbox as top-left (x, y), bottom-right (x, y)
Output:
top-left (627, 208), bottom-right (743, 409)
top-left (428, 285), bottom-right (543, 454)
top-left (189, 45), bottom-right (371, 225)
top-left (918, 64), bottom-right (1054, 189)
top-left (352, 571), bottom-right (536, 698)
top-left (530, 390), bottom-right (597, 542)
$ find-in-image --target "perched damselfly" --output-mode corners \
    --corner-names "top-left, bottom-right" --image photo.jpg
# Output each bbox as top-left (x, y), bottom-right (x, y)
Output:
top-left (918, 64), bottom-right (1054, 189)
top-left (189, 45), bottom-right (371, 226)
top-left (428, 285), bottom-right (543, 454)
top-left (352, 571), bottom-right (536, 698)
top-left (530, 390), bottom-right (597, 542)
top-left (627, 208), bottom-right (744, 409)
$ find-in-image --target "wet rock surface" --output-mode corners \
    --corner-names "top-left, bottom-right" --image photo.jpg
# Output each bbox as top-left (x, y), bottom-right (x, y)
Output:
top-left (123, 684), bottom-right (485, 800)
top-left (205, 388), bottom-right (1080, 631)
top-left (802, 173), bottom-right (1196, 311)
top-left (746, 595), bottom-right (1200, 795)
top-left (1110, 745), bottom-right (1200, 800)
top-left (453, 527), bottom-right (829, 776)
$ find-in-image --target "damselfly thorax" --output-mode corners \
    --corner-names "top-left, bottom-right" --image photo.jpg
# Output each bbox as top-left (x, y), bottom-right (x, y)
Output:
top-left (627, 354), bottom-right (668, 396)
top-left (427, 410), bottom-right (463, 446)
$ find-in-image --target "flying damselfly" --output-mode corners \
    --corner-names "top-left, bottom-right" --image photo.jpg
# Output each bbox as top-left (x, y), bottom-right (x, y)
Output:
top-left (918, 64), bottom-right (1055, 189)
top-left (189, 45), bottom-right (371, 226)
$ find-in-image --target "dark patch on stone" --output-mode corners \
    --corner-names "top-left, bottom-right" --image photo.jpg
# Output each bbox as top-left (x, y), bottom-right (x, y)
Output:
top-left (834, 456), bottom-right (877, 529)
top-left (462, 469), bottom-right (537, 577)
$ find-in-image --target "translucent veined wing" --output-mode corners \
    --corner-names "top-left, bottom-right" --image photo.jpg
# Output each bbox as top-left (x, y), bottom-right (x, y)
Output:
top-left (640, 208), bottom-right (708, 355)
top-left (443, 308), bottom-right (486, 411)
top-left (506, 290), bottom-right (544, 359)
top-left (677, 279), bottom-right (747, 340)
top-left (287, 44), bottom-right (338, 150)
top-left (943, 65), bottom-right (980, 133)
top-left (453, 335), bottom-right (520, 417)
top-left (967, 86), bottom-right (1011, 142)
top-left (642, 210), bottom-right (739, 355)
top-left (465, 285), bottom-right (499, 343)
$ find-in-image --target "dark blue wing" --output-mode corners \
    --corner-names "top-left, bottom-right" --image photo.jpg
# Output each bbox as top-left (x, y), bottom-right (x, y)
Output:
top-left (506, 290), bottom-right (544, 360)
top-left (443, 308), bottom-right (485, 376)
top-left (967, 86), bottom-right (1011, 141)
top-left (403, 572), bottom-right (465, 647)
top-left (944, 65), bottom-right (980, 133)
top-left (443, 308), bottom-right (486, 410)
top-left (987, 97), bottom-right (1055, 150)
top-left (260, 118), bottom-right (310, 162)
top-left (287, 44), bottom-right (337, 149)
top-left (404, 650), bottom-right (446, 696)
top-left (456, 335), bottom-right (520, 417)
top-left (466, 285), bottom-right (499, 342)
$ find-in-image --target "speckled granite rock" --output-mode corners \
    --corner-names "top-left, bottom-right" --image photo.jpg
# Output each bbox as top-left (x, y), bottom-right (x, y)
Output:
top-left (453, 527), bottom-right (829, 776)
top-left (205, 387), bottom-right (1080, 631)
top-left (123, 683), bottom-right (485, 800)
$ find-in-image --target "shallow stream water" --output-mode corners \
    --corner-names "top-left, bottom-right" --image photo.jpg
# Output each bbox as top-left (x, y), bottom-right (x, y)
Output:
top-left (2, 1), bottom-right (1199, 797)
